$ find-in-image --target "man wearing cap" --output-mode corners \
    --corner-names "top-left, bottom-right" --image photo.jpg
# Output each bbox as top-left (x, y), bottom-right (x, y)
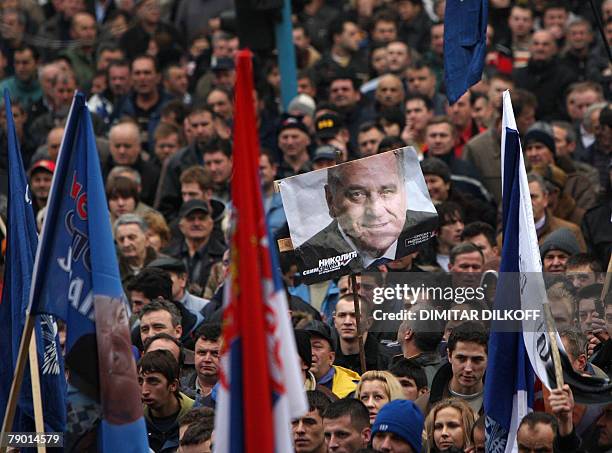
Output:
top-left (28, 159), bottom-right (55, 218)
top-left (525, 122), bottom-right (596, 212)
top-left (304, 320), bottom-right (360, 398)
top-left (312, 145), bottom-right (340, 171)
top-left (147, 256), bottom-right (210, 317)
top-left (277, 115), bottom-right (313, 179)
top-left (540, 228), bottom-right (582, 274)
top-left (371, 400), bottom-right (424, 453)
top-left (163, 199), bottom-right (226, 294)
top-left (527, 173), bottom-right (586, 254)
top-left (210, 57), bottom-right (236, 92)
top-left (315, 112), bottom-right (350, 159)
top-left (288, 94), bottom-right (316, 133)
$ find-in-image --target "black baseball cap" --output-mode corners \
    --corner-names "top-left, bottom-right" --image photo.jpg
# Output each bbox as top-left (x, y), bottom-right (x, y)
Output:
top-left (179, 199), bottom-right (210, 218)
top-left (278, 115), bottom-right (310, 136)
top-left (303, 320), bottom-right (336, 350)
top-left (315, 113), bottom-right (344, 139)
top-left (147, 256), bottom-right (187, 273)
top-left (312, 145), bottom-right (340, 163)
top-left (212, 57), bottom-right (235, 72)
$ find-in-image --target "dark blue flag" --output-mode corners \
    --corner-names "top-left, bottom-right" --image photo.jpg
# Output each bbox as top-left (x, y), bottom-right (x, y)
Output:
top-left (444, 0), bottom-right (488, 104)
top-left (26, 92), bottom-right (149, 452)
top-left (0, 90), bottom-right (66, 434)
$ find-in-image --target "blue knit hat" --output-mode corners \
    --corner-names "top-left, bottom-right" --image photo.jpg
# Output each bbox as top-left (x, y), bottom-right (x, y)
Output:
top-left (371, 400), bottom-right (424, 453)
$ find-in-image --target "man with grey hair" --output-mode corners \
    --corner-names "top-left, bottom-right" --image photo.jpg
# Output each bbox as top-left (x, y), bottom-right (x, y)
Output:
top-left (114, 213), bottom-right (158, 280)
top-left (297, 151), bottom-right (437, 279)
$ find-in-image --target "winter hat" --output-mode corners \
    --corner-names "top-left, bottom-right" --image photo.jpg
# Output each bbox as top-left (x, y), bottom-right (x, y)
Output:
top-left (540, 228), bottom-right (580, 258)
top-left (372, 400), bottom-right (424, 453)
top-left (524, 122), bottom-right (556, 155)
top-left (288, 94), bottom-right (316, 118)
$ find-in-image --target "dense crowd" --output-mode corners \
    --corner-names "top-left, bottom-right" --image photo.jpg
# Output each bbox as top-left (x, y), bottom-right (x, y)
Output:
top-left (0, 0), bottom-right (611, 452)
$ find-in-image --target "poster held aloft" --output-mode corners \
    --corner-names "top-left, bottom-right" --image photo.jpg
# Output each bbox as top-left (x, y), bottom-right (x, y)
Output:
top-left (279, 148), bottom-right (438, 285)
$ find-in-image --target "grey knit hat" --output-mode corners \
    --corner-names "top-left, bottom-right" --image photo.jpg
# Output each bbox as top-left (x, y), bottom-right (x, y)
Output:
top-left (540, 228), bottom-right (580, 258)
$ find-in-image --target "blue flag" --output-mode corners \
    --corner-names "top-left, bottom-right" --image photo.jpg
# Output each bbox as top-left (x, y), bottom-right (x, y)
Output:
top-left (27, 92), bottom-right (149, 452)
top-left (0, 90), bottom-right (66, 435)
top-left (444, 0), bottom-right (488, 104)
top-left (483, 91), bottom-right (535, 453)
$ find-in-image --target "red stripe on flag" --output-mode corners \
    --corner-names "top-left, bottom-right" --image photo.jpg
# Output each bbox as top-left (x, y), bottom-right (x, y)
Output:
top-left (232, 49), bottom-right (275, 453)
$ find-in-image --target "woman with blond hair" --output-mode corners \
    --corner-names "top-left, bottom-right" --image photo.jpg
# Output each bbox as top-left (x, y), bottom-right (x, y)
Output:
top-left (355, 370), bottom-right (406, 424)
top-left (425, 398), bottom-right (476, 452)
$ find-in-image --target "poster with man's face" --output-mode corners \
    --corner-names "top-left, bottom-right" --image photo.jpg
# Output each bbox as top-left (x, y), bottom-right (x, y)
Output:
top-left (279, 148), bottom-right (438, 284)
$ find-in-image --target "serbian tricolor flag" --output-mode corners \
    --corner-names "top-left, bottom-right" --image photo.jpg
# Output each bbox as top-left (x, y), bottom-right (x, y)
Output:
top-left (214, 49), bottom-right (308, 453)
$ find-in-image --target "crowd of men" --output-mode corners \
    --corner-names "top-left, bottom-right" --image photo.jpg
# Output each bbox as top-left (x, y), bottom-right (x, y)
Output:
top-left (0, 0), bottom-right (611, 452)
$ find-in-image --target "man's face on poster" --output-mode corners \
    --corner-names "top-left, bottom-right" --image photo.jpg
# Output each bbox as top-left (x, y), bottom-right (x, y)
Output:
top-left (325, 153), bottom-right (407, 256)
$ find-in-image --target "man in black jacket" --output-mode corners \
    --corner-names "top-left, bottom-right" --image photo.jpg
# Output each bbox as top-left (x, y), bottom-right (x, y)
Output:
top-left (163, 200), bottom-right (226, 295)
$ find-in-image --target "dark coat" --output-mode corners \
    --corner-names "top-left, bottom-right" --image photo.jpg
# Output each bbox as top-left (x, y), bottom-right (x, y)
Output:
top-left (101, 154), bottom-right (161, 207)
top-left (157, 143), bottom-right (202, 221)
top-left (162, 236), bottom-right (226, 292)
top-left (512, 57), bottom-right (577, 120)
top-left (296, 209), bottom-right (438, 284)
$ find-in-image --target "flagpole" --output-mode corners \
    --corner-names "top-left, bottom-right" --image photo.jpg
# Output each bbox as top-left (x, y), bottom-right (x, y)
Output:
top-left (28, 328), bottom-right (47, 453)
top-left (1, 313), bottom-right (35, 451)
top-left (542, 303), bottom-right (564, 388)
top-left (350, 274), bottom-right (366, 374)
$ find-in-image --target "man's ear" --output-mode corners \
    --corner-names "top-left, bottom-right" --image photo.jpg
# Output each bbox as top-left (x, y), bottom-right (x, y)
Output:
top-left (175, 324), bottom-right (183, 339)
top-left (362, 427), bottom-right (371, 445)
top-left (404, 328), bottom-right (414, 343)
top-left (418, 387), bottom-right (429, 396)
top-left (169, 378), bottom-right (179, 394)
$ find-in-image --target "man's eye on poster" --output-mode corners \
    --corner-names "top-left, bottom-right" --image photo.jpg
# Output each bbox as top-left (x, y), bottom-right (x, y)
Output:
top-left (279, 148), bottom-right (439, 284)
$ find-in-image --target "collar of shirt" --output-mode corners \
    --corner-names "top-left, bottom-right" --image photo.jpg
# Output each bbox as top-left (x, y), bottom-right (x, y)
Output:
top-left (318, 366), bottom-right (336, 386)
top-left (337, 222), bottom-right (397, 268)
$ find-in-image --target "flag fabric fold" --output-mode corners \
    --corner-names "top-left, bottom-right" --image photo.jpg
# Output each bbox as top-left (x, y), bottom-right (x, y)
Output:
top-left (484, 91), bottom-right (535, 453)
top-left (215, 49), bottom-right (308, 453)
top-left (26, 92), bottom-right (149, 452)
top-left (0, 89), bottom-right (66, 434)
top-left (444, 0), bottom-right (488, 104)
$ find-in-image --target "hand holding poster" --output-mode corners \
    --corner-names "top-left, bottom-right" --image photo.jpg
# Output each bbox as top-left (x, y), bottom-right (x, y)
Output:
top-left (279, 148), bottom-right (438, 284)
